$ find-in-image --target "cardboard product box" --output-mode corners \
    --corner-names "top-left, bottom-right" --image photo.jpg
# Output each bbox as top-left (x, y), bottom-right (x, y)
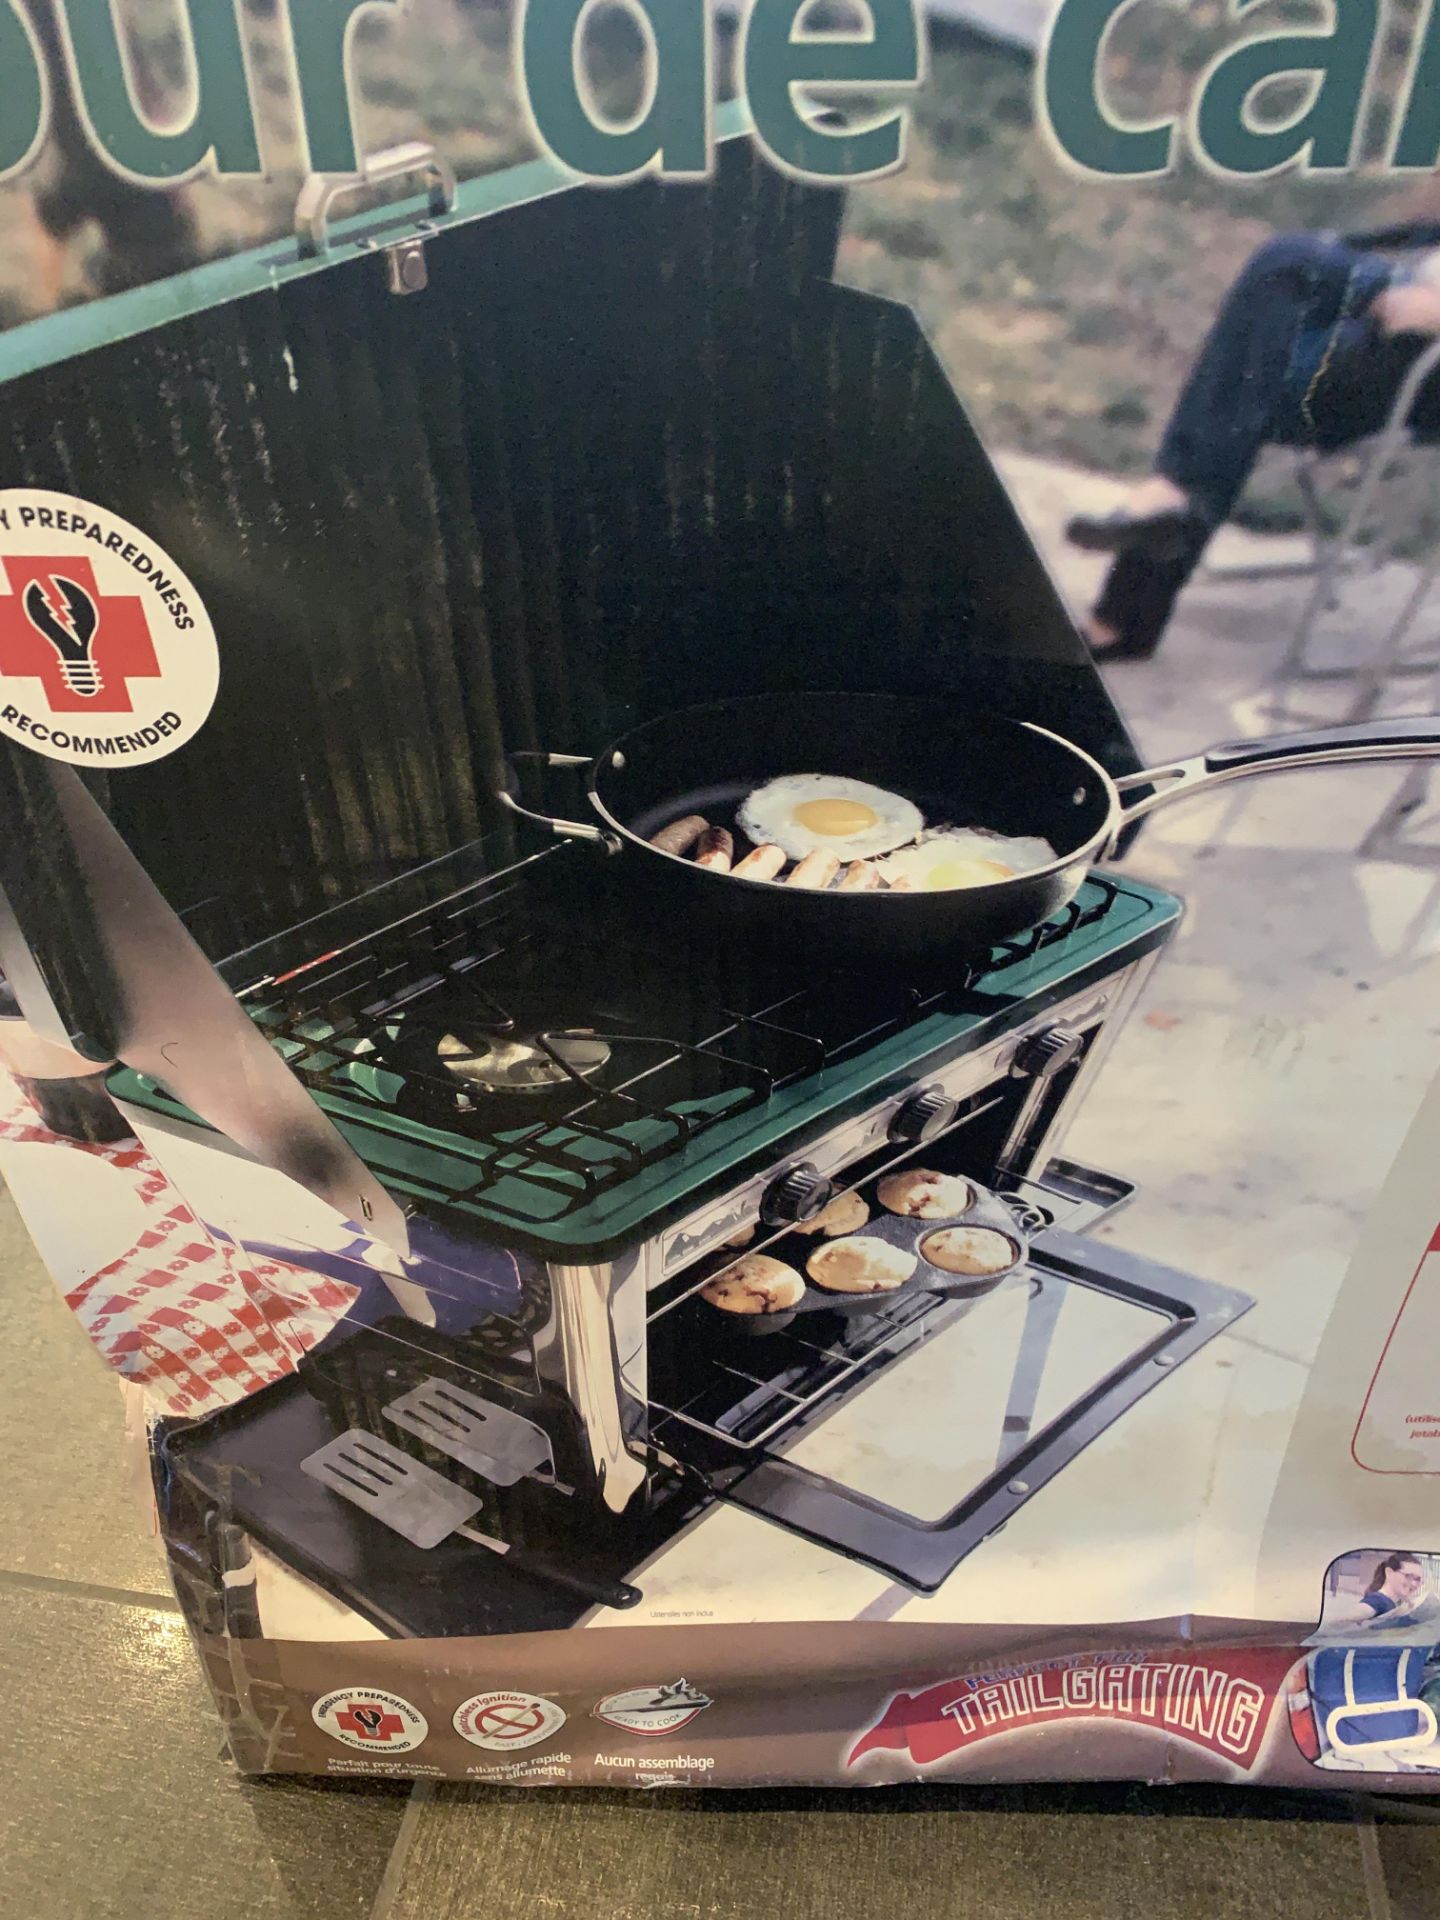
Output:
top-left (5, 7), bottom-right (1440, 1793)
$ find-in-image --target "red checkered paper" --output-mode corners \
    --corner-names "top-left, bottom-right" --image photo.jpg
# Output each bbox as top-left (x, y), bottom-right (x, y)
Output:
top-left (0, 1076), bottom-right (357, 1417)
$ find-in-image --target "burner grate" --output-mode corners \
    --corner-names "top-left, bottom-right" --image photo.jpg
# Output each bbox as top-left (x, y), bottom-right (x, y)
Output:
top-left (242, 874), bottom-right (1127, 1225)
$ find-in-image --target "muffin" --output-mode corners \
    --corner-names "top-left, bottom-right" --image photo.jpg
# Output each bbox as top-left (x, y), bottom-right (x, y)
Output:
top-left (806, 1236), bottom-right (917, 1295)
top-left (876, 1169), bottom-right (975, 1220)
top-left (701, 1253), bottom-right (806, 1315)
top-left (921, 1226), bottom-right (1019, 1277)
top-left (793, 1190), bottom-right (870, 1238)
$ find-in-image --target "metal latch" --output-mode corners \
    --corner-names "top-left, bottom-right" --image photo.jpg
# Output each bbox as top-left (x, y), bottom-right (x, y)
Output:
top-left (294, 140), bottom-right (457, 290)
top-left (385, 237), bottom-right (430, 296)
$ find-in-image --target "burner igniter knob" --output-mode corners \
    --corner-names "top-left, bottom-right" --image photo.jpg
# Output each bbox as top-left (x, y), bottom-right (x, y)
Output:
top-left (889, 1084), bottom-right (959, 1146)
top-left (760, 1162), bottom-right (836, 1228)
top-left (1013, 1025), bottom-right (1084, 1081)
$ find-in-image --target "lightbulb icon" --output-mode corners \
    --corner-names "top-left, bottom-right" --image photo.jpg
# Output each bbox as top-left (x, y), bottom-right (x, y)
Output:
top-left (23, 574), bottom-right (102, 697)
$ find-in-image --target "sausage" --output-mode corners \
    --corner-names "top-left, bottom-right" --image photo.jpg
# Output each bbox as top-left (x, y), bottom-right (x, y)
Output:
top-left (732, 844), bottom-right (787, 883)
top-left (838, 862), bottom-right (881, 892)
top-left (649, 814), bottom-right (709, 857)
top-left (787, 849), bottom-right (842, 890)
top-left (693, 827), bottom-right (735, 873)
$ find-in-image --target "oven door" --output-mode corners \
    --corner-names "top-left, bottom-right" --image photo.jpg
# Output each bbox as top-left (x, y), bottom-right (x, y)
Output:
top-left (717, 1232), bottom-right (1248, 1591)
top-left (649, 1164), bottom-right (1252, 1594)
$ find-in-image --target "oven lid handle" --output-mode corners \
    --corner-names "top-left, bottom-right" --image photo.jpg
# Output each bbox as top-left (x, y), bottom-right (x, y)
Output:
top-left (295, 140), bottom-right (457, 258)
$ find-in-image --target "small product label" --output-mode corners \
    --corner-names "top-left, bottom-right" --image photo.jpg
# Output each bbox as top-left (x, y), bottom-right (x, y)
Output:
top-left (593, 1680), bottom-right (713, 1736)
top-left (312, 1687), bottom-right (430, 1753)
top-left (453, 1690), bottom-right (568, 1751)
top-left (0, 488), bottom-right (219, 767)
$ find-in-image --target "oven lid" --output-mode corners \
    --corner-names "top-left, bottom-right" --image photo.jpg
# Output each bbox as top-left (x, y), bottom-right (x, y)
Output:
top-left (0, 106), bottom-right (1141, 1023)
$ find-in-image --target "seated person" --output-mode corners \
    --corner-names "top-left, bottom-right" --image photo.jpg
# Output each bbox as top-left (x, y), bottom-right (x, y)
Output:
top-left (1066, 229), bottom-right (1440, 660)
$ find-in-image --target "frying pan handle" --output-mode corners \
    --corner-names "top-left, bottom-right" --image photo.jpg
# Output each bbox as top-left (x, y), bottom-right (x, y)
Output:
top-left (1202, 715), bottom-right (1440, 773)
top-left (495, 752), bottom-right (622, 854)
top-left (1115, 715), bottom-right (1440, 824)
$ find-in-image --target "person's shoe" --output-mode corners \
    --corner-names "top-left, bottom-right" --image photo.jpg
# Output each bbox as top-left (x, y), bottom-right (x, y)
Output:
top-left (1079, 612), bottom-right (1164, 664)
top-left (1066, 503), bottom-right (1211, 560)
top-left (1087, 626), bottom-right (1164, 663)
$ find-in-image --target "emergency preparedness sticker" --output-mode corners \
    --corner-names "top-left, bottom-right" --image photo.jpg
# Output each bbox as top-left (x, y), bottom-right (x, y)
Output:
top-left (0, 488), bottom-right (219, 767)
top-left (312, 1687), bottom-right (430, 1753)
top-left (453, 1690), bottom-right (568, 1751)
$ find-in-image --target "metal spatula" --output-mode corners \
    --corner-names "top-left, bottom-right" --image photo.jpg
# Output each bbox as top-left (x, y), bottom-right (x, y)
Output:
top-left (302, 1429), bottom-right (484, 1548)
top-left (383, 1378), bottom-right (554, 1485)
top-left (302, 1429), bottom-right (641, 1608)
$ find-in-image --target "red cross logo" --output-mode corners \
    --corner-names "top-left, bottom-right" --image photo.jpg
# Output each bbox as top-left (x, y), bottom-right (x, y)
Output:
top-left (335, 1701), bottom-right (406, 1743)
top-left (0, 555), bottom-right (160, 714)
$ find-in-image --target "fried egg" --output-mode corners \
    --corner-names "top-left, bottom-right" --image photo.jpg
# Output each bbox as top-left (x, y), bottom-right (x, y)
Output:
top-left (737, 775), bottom-right (924, 865)
top-left (877, 827), bottom-right (1056, 893)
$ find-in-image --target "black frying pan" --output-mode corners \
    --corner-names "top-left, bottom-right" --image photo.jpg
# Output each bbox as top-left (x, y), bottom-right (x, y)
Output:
top-left (498, 694), bottom-right (1440, 967)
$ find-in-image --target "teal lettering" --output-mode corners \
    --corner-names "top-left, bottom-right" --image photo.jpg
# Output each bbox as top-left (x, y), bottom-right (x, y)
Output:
top-left (287, 0), bottom-right (407, 175)
top-left (1038, 0), bottom-right (1175, 177)
top-left (1194, 0), bottom-right (1378, 175)
top-left (1391, 0), bottom-right (1440, 168)
top-left (0, 2), bottom-right (46, 179)
top-left (62, 0), bottom-right (260, 180)
top-left (518, 0), bottom-right (710, 180)
top-left (744, 0), bottom-right (921, 180)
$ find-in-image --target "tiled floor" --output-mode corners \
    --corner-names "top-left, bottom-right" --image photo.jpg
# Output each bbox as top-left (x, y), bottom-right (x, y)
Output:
top-left (0, 1176), bottom-right (170, 1597)
top-left (381, 1783), bottom-right (1397, 1920)
top-left (0, 1582), bottom-right (410, 1920)
top-left (7, 468), bottom-right (1440, 1913)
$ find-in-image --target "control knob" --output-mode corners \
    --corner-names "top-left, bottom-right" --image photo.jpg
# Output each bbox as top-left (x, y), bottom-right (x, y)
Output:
top-left (760, 1161), bottom-right (836, 1227)
top-left (1012, 1024), bottom-right (1084, 1081)
top-left (888, 1084), bottom-right (959, 1146)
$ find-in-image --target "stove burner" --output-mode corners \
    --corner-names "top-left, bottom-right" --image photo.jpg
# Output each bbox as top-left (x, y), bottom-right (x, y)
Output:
top-left (438, 1030), bottom-right (613, 1098)
top-left (243, 869), bottom-right (1133, 1230)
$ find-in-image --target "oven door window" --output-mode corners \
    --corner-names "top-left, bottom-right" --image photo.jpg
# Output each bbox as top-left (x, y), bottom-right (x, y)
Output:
top-left (776, 1274), bottom-right (1168, 1523)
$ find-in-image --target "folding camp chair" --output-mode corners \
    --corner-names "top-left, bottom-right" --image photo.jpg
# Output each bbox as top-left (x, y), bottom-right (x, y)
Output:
top-left (1204, 224), bottom-right (1440, 724)
top-left (1275, 334), bottom-right (1440, 715)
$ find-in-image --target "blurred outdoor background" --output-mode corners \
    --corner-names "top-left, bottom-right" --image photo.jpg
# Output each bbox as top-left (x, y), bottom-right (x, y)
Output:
top-left (8, 0), bottom-right (1440, 539)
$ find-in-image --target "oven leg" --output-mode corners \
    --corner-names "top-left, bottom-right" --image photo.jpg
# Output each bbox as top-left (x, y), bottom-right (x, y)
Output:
top-left (995, 1278), bottom-right (1068, 1470)
top-left (852, 1277), bottom-right (1068, 1621)
top-left (852, 1582), bottom-right (919, 1622)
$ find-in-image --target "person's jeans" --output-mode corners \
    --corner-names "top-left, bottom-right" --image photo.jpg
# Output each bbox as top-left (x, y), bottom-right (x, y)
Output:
top-left (1098, 233), bottom-right (1433, 649)
top-left (1157, 233), bottom-right (1404, 525)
